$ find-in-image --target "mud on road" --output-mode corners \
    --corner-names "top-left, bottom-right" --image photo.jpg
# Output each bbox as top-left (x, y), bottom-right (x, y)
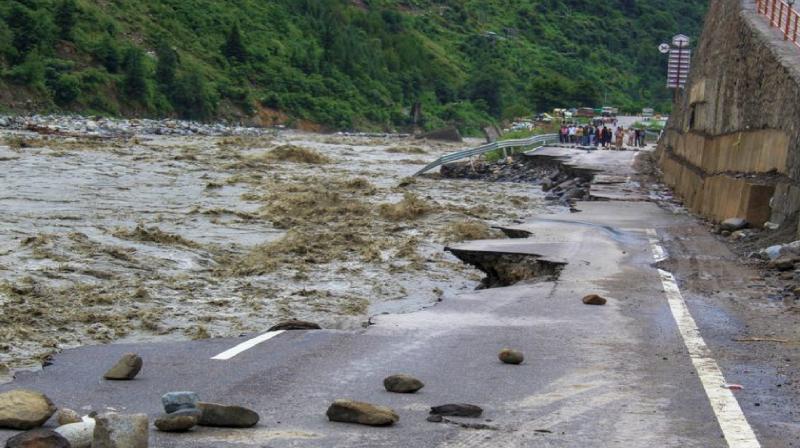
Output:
top-left (0, 129), bottom-right (562, 376)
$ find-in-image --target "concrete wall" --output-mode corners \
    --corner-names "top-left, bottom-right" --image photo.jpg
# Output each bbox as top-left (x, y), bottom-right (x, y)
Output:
top-left (657, 0), bottom-right (800, 229)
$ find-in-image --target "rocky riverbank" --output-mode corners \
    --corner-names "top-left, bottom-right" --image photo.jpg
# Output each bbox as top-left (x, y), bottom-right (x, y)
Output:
top-left (439, 155), bottom-right (591, 207)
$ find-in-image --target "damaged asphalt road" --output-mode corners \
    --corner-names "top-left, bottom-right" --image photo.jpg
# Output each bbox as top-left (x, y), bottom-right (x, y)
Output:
top-left (2, 146), bottom-right (799, 447)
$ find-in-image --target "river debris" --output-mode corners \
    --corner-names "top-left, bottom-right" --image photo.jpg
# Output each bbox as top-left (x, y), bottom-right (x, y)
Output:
top-left (262, 144), bottom-right (331, 164)
top-left (442, 220), bottom-right (503, 242)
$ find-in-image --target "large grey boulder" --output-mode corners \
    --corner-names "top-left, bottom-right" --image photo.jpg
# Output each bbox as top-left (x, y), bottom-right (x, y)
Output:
top-left (0, 389), bottom-right (57, 430)
top-left (92, 413), bottom-right (148, 448)
top-left (161, 392), bottom-right (199, 413)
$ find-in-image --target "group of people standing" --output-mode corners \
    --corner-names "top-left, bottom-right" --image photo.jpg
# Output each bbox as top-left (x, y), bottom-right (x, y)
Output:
top-left (559, 124), bottom-right (646, 149)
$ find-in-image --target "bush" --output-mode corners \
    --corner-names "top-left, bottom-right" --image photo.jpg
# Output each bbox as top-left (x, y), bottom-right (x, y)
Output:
top-left (7, 52), bottom-right (46, 88)
top-left (55, 0), bottom-right (78, 40)
top-left (94, 37), bottom-right (121, 73)
top-left (50, 73), bottom-right (80, 105)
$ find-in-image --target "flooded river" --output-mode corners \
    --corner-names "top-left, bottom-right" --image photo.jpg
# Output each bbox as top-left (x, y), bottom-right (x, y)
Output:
top-left (0, 127), bottom-right (558, 375)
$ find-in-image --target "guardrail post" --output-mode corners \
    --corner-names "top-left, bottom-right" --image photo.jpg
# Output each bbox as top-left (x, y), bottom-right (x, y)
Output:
top-left (773, 0), bottom-right (779, 25)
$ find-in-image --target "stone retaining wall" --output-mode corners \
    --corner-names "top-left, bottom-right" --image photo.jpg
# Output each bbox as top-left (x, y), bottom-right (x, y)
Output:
top-left (658, 0), bottom-right (800, 230)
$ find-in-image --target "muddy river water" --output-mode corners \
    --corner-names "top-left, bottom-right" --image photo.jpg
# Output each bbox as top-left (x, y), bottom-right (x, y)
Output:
top-left (0, 128), bottom-right (560, 376)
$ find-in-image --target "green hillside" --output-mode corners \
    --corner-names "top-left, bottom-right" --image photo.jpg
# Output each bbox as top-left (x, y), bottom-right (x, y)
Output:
top-left (0, 0), bottom-right (707, 132)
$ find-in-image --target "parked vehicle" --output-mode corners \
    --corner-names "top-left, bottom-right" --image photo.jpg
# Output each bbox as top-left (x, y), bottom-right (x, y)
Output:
top-left (601, 106), bottom-right (618, 117)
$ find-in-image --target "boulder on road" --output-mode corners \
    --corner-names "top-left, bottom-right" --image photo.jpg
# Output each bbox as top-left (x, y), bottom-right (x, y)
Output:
top-left (769, 255), bottom-right (798, 271)
top-left (0, 389), bottom-right (57, 430)
top-left (92, 413), bottom-right (148, 448)
top-left (197, 402), bottom-right (259, 428)
top-left (5, 428), bottom-right (70, 448)
top-left (161, 391), bottom-right (199, 414)
top-left (498, 348), bottom-right (524, 365)
top-left (582, 294), bottom-right (607, 306)
top-left (103, 353), bottom-right (143, 380)
top-left (326, 400), bottom-right (399, 426)
top-left (56, 408), bottom-right (82, 426)
top-left (430, 403), bottom-right (483, 418)
top-left (154, 409), bottom-right (200, 432)
top-left (383, 374), bottom-right (425, 394)
top-left (267, 320), bottom-right (321, 332)
top-left (720, 217), bottom-right (748, 231)
top-left (54, 417), bottom-right (95, 448)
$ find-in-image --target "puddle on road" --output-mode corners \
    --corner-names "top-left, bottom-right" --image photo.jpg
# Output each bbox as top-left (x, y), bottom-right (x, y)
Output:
top-left (0, 130), bottom-right (560, 372)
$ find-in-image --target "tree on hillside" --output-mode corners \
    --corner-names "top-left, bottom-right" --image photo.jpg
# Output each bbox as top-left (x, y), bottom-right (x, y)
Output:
top-left (468, 68), bottom-right (507, 118)
top-left (122, 48), bottom-right (148, 99)
top-left (172, 71), bottom-right (217, 120)
top-left (155, 40), bottom-right (178, 87)
top-left (222, 23), bottom-right (247, 63)
top-left (6, 2), bottom-right (55, 63)
top-left (95, 36), bottom-right (121, 73)
top-left (55, 0), bottom-right (79, 40)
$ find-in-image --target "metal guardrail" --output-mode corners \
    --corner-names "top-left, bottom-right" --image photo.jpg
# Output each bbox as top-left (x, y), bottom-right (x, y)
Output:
top-left (756, 0), bottom-right (800, 49)
top-left (413, 133), bottom-right (559, 176)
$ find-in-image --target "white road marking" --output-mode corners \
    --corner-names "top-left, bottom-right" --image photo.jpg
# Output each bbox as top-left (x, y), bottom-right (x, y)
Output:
top-left (211, 330), bottom-right (285, 360)
top-left (646, 228), bottom-right (668, 262)
top-left (647, 229), bottom-right (760, 448)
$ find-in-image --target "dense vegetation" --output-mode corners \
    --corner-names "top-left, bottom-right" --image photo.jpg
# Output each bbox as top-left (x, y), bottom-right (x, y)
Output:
top-left (0, 0), bottom-right (707, 132)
